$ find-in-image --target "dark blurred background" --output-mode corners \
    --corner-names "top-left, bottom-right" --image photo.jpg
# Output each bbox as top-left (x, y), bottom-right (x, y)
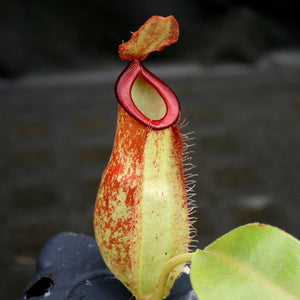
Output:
top-left (1, 0), bottom-right (300, 76)
top-left (1, 0), bottom-right (300, 299)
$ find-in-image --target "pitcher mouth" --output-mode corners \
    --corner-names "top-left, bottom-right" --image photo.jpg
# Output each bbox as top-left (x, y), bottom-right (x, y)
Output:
top-left (115, 60), bottom-right (180, 130)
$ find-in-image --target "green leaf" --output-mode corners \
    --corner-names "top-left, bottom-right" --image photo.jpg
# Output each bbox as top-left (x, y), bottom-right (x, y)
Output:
top-left (190, 223), bottom-right (300, 300)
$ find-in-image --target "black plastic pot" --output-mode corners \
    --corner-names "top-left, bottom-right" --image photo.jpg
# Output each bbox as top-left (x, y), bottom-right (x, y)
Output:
top-left (20, 232), bottom-right (197, 299)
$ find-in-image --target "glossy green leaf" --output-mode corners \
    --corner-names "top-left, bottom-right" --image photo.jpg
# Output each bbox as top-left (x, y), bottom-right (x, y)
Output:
top-left (190, 223), bottom-right (300, 300)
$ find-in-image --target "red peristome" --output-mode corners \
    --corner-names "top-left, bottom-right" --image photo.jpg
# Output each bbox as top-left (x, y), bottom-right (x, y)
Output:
top-left (115, 60), bottom-right (180, 130)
